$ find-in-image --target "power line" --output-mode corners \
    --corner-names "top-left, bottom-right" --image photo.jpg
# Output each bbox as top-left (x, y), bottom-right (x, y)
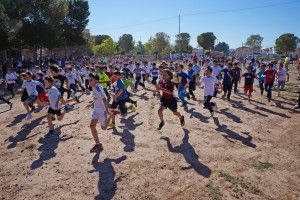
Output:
top-left (94, 0), bottom-right (300, 32)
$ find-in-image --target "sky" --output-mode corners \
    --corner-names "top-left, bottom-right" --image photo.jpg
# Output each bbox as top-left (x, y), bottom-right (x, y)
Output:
top-left (87, 0), bottom-right (300, 49)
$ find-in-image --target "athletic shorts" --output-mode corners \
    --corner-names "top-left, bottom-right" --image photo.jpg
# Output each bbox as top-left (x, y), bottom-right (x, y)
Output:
top-left (26, 95), bottom-right (37, 103)
top-left (48, 107), bottom-right (62, 116)
top-left (91, 110), bottom-right (107, 126)
top-left (21, 91), bottom-right (29, 102)
top-left (160, 97), bottom-right (177, 112)
top-left (110, 100), bottom-right (127, 115)
top-left (244, 85), bottom-right (254, 94)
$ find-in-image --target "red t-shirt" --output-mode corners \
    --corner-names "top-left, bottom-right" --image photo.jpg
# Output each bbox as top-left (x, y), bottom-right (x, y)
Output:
top-left (263, 69), bottom-right (276, 84)
top-left (159, 80), bottom-right (174, 99)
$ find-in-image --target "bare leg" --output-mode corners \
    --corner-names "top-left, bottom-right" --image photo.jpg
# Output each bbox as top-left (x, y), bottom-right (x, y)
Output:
top-left (158, 107), bottom-right (164, 122)
top-left (90, 119), bottom-right (100, 144)
top-left (23, 102), bottom-right (30, 113)
top-left (47, 113), bottom-right (55, 131)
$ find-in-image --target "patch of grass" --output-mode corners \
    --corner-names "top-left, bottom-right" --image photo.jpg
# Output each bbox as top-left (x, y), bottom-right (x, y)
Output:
top-left (219, 171), bottom-right (262, 195)
top-left (25, 144), bottom-right (36, 150)
top-left (251, 161), bottom-right (273, 170)
top-left (206, 182), bottom-right (222, 200)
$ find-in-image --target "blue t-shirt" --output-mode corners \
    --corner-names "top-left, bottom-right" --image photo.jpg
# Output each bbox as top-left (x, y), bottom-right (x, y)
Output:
top-left (36, 78), bottom-right (44, 93)
top-left (256, 70), bottom-right (265, 82)
top-left (188, 69), bottom-right (195, 81)
top-left (177, 72), bottom-right (189, 87)
top-left (192, 64), bottom-right (201, 74)
top-left (222, 69), bottom-right (233, 84)
top-left (114, 80), bottom-right (128, 100)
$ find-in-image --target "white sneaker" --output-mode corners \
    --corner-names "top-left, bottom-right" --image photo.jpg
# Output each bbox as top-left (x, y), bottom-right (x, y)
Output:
top-left (25, 113), bottom-right (32, 120)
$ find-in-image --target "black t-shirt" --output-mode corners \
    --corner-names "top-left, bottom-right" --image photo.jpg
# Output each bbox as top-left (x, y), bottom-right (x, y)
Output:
top-left (53, 75), bottom-right (66, 92)
top-left (242, 73), bottom-right (256, 86)
top-left (232, 68), bottom-right (241, 80)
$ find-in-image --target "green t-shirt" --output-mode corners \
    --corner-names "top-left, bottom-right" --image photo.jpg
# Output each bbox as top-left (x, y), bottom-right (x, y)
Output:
top-left (98, 72), bottom-right (110, 89)
top-left (123, 79), bottom-right (133, 89)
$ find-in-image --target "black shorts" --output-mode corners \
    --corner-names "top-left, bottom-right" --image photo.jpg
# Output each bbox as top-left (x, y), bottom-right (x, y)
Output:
top-left (26, 95), bottom-right (37, 103)
top-left (48, 107), bottom-right (62, 116)
top-left (110, 100), bottom-right (127, 115)
top-left (160, 97), bottom-right (177, 112)
top-left (21, 91), bottom-right (29, 102)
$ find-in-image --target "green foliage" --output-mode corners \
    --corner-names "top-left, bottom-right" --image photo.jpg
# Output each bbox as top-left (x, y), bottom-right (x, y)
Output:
top-left (146, 32), bottom-right (171, 55)
top-left (214, 42), bottom-right (229, 54)
top-left (250, 161), bottom-right (273, 170)
top-left (175, 32), bottom-right (192, 53)
top-left (117, 34), bottom-right (134, 53)
top-left (197, 32), bottom-right (216, 50)
top-left (0, 3), bottom-right (10, 50)
top-left (92, 38), bottom-right (116, 56)
top-left (246, 34), bottom-right (263, 49)
top-left (1, 0), bottom-right (89, 50)
top-left (206, 182), bottom-right (222, 200)
top-left (95, 35), bottom-right (111, 45)
top-left (133, 41), bottom-right (146, 54)
top-left (275, 33), bottom-right (299, 54)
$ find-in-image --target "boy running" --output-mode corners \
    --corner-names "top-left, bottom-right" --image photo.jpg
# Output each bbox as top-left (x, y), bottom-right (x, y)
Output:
top-left (276, 63), bottom-right (287, 97)
top-left (199, 67), bottom-right (220, 117)
top-left (21, 72), bottom-right (44, 120)
top-left (263, 63), bottom-right (277, 102)
top-left (156, 69), bottom-right (185, 130)
top-left (242, 66), bottom-right (256, 102)
top-left (176, 64), bottom-right (190, 107)
top-left (88, 74), bottom-right (112, 153)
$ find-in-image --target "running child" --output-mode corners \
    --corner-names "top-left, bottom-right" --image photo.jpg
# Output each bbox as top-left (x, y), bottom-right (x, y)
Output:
top-left (21, 72), bottom-right (44, 120)
top-left (88, 74), bottom-right (112, 153)
top-left (232, 62), bottom-right (242, 94)
top-left (263, 63), bottom-right (277, 102)
top-left (221, 62), bottom-right (234, 100)
top-left (276, 63), bottom-right (287, 97)
top-left (110, 71), bottom-right (129, 128)
top-left (199, 67), bottom-right (220, 117)
top-left (256, 64), bottom-right (266, 95)
top-left (187, 63), bottom-right (197, 100)
top-left (156, 69), bottom-right (185, 130)
top-left (176, 64), bottom-right (190, 107)
top-left (242, 66), bottom-right (256, 102)
top-left (133, 63), bottom-right (146, 89)
top-left (150, 63), bottom-right (160, 85)
top-left (42, 76), bottom-right (69, 137)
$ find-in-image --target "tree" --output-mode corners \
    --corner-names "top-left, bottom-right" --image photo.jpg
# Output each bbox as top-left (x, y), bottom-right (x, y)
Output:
top-left (95, 35), bottom-right (111, 45)
top-left (62, 0), bottom-right (90, 47)
top-left (0, 3), bottom-right (10, 50)
top-left (117, 34), bottom-right (134, 53)
top-left (275, 33), bottom-right (299, 55)
top-left (197, 32), bottom-right (216, 51)
top-left (214, 42), bottom-right (230, 54)
top-left (133, 41), bottom-right (146, 54)
top-left (92, 38), bottom-right (116, 56)
top-left (146, 32), bottom-right (171, 55)
top-left (175, 32), bottom-right (193, 54)
top-left (246, 34), bottom-right (263, 49)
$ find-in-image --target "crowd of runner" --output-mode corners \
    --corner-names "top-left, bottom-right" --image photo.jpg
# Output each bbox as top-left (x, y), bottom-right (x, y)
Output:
top-left (1, 55), bottom-right (300, 152)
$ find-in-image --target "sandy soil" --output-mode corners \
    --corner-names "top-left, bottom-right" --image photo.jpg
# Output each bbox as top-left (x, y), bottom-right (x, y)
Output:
top-left (0, 67), bottom-right (299, 200)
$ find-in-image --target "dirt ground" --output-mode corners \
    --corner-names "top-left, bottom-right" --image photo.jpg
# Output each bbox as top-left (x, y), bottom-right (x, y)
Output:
top-left (0, 67), bottom-right (299, 200)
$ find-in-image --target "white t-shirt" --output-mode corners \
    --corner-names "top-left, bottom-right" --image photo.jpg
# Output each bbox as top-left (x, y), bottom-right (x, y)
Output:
top-left (129, 64), bottom-right (136, 73)
top-left (66, 72), bottom-right (76, 85)
top-left (81, 68), bottom-right (90, 81)
top-left (5, 73), bottom-right (17, 84)
top-left (277, 68), bottom-right (286, 81)
top-left (22, 80), bottom-right (41, 96)
top-left (200, 76), bottom-right (218, 96)
top-left (93, 83), bottom-right (107, 111)
top-left (212, 66), bottom-right (222, 78)
top-left (47, 86), bottom-right (61, 110)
